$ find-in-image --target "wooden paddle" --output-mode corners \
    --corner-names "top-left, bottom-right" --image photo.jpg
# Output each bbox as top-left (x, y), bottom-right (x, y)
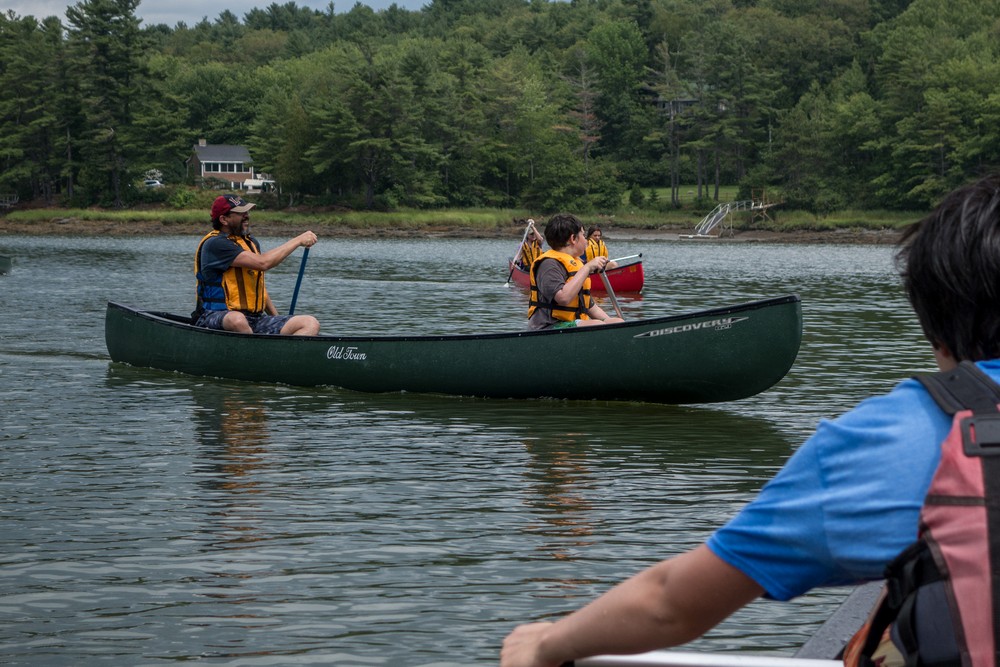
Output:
top-left (288, 247), bottom-right (309, 315)
top-left (505, 219), bottom-right (536, 286)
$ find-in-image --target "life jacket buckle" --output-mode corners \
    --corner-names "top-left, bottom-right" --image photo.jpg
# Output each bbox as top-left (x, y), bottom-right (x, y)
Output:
top-left (960, 413), bottom-right (1000, 456)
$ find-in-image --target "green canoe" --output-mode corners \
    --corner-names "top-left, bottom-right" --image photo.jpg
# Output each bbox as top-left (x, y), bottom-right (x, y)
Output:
top-left (104, 295), bottom-right (802, 404)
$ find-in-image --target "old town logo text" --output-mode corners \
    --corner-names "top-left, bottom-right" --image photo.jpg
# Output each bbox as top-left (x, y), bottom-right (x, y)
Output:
top-left (326, 345), bottom-right (368, 361)
top-left (634, 316), bottom-right (749, 338)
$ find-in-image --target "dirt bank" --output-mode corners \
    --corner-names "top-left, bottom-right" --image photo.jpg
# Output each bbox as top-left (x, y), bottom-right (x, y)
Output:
top-left (0, 216), bottom-right (903, 244)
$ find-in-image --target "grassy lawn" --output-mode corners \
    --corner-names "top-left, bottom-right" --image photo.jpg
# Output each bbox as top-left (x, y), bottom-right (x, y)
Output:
top-left (2, 185), bottom-right (924, 234)
top-left (638, 184), bottom-right (741, 204)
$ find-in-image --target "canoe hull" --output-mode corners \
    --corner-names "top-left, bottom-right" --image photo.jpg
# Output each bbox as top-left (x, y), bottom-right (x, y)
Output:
top-left (508, 259), bottom-right (644, 293)
top-left (105, 296), bottom-right (801, 404)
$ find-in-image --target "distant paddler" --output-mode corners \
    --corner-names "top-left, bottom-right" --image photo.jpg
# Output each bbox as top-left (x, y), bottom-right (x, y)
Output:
top-left (581, 225), bottom-right (618, 268)
top-left (193, 194), bottom-right (320, 336)
top-left (518, 222), bottom-right (545, 270)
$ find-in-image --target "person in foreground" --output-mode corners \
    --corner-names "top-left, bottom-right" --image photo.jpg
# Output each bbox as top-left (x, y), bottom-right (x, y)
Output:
top-left (193, 194), bottom-right (320, 335)
top-left (527, 214), bottom-right (624, 330)
top-left (502, 174), bottom-right (1000, 666)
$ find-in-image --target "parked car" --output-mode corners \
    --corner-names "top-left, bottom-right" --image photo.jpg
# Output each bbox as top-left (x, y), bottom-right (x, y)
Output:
top-left (144, 179), bottom-right (164, 188)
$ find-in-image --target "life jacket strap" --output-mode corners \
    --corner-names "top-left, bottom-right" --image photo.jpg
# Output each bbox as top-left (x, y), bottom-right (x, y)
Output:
top-left (916, 360), bottom-right (1000, 415)
top-left (853, 361), bottom-right (1000, 665)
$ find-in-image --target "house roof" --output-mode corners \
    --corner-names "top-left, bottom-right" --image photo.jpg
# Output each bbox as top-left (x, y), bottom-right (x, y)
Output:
top-left (191, 144), bottom-right (253, 163)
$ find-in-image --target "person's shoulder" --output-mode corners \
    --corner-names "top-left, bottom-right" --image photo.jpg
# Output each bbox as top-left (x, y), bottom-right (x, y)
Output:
top-left (201, 235), bottom-right (233, 254)
top-left (537, 256), bottom-right (563, 271)
top-left (813, 375), bottom-right (948, 455)
top-left (203, 233), bottom-right (232, 245)
top-left (201, 234), bottom-right (245, 260)
top-left (976, 359), bottom-right (1000, 384)
top-left (848, 375), bottom-right (941, 419)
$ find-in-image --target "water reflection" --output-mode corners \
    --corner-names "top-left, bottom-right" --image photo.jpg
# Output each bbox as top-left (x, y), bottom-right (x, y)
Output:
top-left (106, 369), bottom-right (285, 547)
top-left (103, 365), bottom-right (796, 574)
top-left (190, 383), bottom-right (273, 497)
top-left (521, 435), bottom-right (597, 561)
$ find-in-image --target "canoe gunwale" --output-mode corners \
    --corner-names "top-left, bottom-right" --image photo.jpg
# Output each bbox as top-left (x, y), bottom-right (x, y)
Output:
top-left (507, 258), bottom-right (645, 293)
top-left (572, 581), bottom-right (883, 665)
top-left (108, 294), bottom-right (800, 345)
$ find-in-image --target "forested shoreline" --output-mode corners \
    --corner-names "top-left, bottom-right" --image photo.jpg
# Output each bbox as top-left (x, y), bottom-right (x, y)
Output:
top-left (2, 0), bottom-right (998, 216)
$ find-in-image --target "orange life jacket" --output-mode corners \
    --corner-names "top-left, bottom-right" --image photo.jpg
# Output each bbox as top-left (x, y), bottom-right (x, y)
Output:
top-left (584, 237), bottom-right (608, 263)
top-left (519, 239), bottom-right (543, 269)
top-left (527, 250), bottom-right (593, 322)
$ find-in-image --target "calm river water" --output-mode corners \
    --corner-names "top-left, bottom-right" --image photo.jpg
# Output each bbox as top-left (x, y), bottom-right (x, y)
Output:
top-left (0, 232), bottom-right (932, 665)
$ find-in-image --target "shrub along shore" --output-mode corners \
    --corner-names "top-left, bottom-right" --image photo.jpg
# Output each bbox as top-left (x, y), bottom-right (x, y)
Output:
top-left (0, 205), bottom-right (918, 244)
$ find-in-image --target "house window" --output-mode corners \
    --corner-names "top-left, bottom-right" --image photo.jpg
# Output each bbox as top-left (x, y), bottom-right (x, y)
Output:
top-left (201, 161), bottom-right (251, 174)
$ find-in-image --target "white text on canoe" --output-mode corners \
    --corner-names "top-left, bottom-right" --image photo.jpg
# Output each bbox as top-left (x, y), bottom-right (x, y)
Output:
top-left (633, 316), bottom-right (750, 338)
top-left (326, 345), bottom-right (368, 361)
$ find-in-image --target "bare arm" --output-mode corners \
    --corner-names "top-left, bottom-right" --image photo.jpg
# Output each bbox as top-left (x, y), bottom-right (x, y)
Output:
top-left (500, 545), bottom-right (764, 667)
top-left (586, 303), bottom-right (615, 322)
top-left (231, 231), bottom-right (317, 272)
top-left (553, 256), bottom-right (608, 306)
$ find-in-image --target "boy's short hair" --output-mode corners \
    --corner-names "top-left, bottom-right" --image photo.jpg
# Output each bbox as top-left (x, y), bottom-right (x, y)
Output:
top-left (544, 213), bottom-right (585, 249)
top-left (896, 173), bottom-right (1000, 361)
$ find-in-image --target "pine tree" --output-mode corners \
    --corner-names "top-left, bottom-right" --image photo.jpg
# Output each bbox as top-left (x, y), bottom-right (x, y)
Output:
top-left (65, 0), bottom-right (144, 207)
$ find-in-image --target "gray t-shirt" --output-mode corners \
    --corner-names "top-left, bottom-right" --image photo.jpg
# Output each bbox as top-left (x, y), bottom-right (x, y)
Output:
top-left (528, 258), bottom-right (575, 330)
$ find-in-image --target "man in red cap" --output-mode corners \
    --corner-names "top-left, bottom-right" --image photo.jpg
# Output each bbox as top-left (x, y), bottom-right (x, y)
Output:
top-left (193, 194), bottom-right (320, 335)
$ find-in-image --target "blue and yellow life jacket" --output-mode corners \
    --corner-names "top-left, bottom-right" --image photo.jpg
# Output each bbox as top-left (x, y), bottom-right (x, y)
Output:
top-left (194, 231), bottom-right (269, 316)
top-left (528, 250), bottom-right (593, 322)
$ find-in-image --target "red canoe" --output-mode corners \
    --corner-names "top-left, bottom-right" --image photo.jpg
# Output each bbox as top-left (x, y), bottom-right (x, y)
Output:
top-left (507, 257), bottom-right (645, 293)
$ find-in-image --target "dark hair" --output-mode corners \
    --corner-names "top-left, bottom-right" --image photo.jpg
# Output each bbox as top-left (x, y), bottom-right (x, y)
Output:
top-left (895, 173), bottom-right (1000, 361)
top-left (587, 225), bottom-right (601, 239)
top-left (544, 213), bottom-right (584, 249)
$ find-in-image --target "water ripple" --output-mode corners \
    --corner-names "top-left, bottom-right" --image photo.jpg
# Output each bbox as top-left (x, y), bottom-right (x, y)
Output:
top-left (0, 237), bottom-right (927, 664)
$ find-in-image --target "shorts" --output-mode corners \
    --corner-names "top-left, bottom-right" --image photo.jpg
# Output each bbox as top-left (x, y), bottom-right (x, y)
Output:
top-left (195, 310), bottom-right (292, 335)
top-left (552, 321), bottom-right (577, 329)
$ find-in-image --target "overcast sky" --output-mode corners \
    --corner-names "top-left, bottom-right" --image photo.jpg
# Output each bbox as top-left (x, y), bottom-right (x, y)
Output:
top-left (2, 0), bottom-right (429, 27)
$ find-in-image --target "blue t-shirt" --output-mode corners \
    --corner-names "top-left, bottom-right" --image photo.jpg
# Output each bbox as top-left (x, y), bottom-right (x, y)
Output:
top-left (199, 234), bottom-right (259, 283)
top-left (707, 360), bottom-right (1000, 601)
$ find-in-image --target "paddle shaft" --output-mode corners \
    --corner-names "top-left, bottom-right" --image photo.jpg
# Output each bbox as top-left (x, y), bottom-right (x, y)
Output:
top-left (288, 247), bottom-right (309, 315)
top-left (609, 253), bottom-right (642, 265)
top-left (598, 269), bottom-right (625, 320)
top-left (505, 220), bottom-right (536, 285)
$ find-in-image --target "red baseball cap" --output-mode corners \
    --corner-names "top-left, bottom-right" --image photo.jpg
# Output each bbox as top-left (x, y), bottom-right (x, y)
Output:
top-left (211, 194), bottom-right (256, 221)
